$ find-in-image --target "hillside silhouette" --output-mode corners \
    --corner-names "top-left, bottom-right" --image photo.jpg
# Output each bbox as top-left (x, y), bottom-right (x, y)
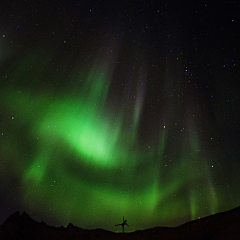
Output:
top-left (0, 206), bottom-right (240, 239)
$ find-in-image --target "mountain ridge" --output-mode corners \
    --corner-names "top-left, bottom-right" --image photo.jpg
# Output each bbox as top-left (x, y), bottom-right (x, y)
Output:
top-left (0, 206), bottom-right (239, 239)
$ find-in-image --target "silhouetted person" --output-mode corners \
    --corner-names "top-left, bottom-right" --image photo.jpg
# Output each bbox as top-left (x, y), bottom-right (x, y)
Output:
top-left (115, 216), bottom-right (129, 233)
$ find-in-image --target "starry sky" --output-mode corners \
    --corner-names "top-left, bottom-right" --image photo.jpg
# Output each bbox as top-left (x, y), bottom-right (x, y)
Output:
top-left (0, 0), bottom-right (239, 233)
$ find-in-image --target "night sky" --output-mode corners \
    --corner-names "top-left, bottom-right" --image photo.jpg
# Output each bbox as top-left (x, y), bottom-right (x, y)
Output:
top-left (0, 0), bottom-right (239, 233)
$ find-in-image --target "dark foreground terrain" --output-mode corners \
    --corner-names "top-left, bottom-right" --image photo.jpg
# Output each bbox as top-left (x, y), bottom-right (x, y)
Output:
top-left (0, 206), bottom-right (240, 240)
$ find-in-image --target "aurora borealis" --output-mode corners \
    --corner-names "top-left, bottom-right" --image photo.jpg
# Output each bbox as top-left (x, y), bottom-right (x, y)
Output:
top-left (0, 0), bottom-right (239, 232)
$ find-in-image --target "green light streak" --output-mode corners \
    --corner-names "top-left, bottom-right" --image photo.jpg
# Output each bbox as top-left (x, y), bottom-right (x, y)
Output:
top-left (0, 51), bottom-right (238, 232)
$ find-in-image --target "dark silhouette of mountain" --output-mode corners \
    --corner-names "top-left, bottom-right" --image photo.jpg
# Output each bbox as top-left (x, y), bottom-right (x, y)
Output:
top-left (0, 206), bottom-right (239, 239)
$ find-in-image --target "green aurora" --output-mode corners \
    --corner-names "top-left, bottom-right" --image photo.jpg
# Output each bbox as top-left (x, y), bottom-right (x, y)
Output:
top-left (0, 1), bottom-right (240, 232)
top-left (1, 49), bottom-right (237, 232)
